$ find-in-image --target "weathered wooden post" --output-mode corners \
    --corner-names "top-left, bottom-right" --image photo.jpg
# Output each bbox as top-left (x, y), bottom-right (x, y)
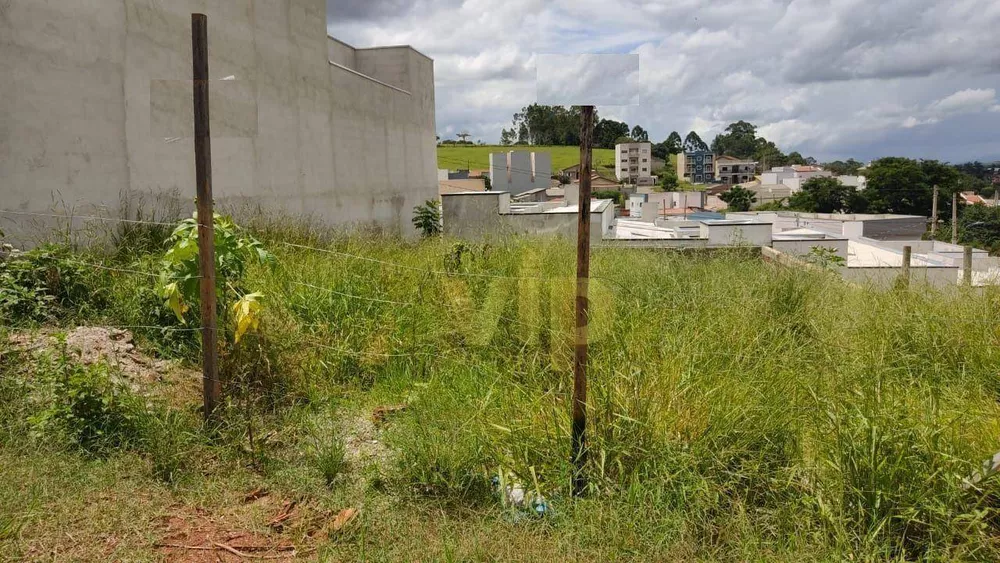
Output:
top-left (931, 184), bottom-right (938, 236)
top-left (952, 191), bottom-right (959, 245)
top-left (901, 245), bottom-right (912, 288)
top-left (963, 246), bottom-right (973, 287)
top-left (192, 14), bottom-right (219, 419)
top-left (572, 105), bottom-right (594, 496)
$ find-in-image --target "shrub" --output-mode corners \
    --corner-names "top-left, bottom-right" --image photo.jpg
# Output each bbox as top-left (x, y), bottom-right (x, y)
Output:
top-left (158, 212), bottom-right (275, 348)
top-left (412, 200), bottom-right (442, 237)
top-left (28, 349), bottom-right (150, 453)
top-left (593, 190), bottom-right (624, 206)
top-left (0, 244), bottom-right (104, 324)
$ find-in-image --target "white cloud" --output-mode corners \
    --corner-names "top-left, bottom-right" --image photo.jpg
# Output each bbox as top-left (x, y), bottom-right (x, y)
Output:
top-left (927, 88), bottom-right (998, 115)
top-left (329, 0), bottom-right (1000, 160)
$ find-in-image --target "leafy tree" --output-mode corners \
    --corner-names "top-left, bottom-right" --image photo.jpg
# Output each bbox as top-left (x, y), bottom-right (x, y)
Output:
top-left (823, 159), bottom-right (864, 176)
top-left (683, 131), bottom-right (709, 152)
top-left (499, 128), bottom-right (515, 146)
top-left (508, 104), bottom-right (588, 146)
top-left (654, 161), bottom-right (679, 191)
top-left (593, 190), bottom-right (625, 205)
top-left (754, 139), bottom-right (788, 169)
top-left (631, 125), bottom-right (649, 142)
top-left (615, 136), bottom-right (636, 145)
top-left (786, 152), bottom-right (807, 166)
top-left (945, 204), bottom-right (1000, 254)
top-left (862, 157), bottom-right (932, 215)
top-left (412, 200), bottom-right (442, 237)
top-left (665, 131), bottom-right (683, 154)
top-left (595, 119), bottom-right (630, 149)
top-left (711, 121), bottom-right (759, 159)
top-left (720, 186), bottom-right (757, 211)
top-left (788, 177), bottom-right (867, 213)
top-left (755, 199), bottom-right (789, 211)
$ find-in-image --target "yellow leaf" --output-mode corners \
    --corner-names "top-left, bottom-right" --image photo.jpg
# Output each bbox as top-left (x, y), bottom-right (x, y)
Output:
top-left (163, 282), bottom-right (188, 323)
top-left (232, 292), bottom-right (264, 344)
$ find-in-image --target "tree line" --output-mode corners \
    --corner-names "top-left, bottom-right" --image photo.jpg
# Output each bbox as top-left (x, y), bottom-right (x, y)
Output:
top-left (497, 106), bottom-right (822, 168)
top-left (769, 157), bottom-right (995, 216)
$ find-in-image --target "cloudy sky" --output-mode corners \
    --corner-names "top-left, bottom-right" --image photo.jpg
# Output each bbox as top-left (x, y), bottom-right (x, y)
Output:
top-left (328, 0), bottom-right (1000, 163)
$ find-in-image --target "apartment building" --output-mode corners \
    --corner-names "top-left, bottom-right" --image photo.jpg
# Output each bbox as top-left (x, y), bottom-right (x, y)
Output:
top-left (676, 151), bottom-right (716, 184)
top-left (715, 156), bottom-right (757, 185)
top-left (615, 142), bottom-right (655, 186)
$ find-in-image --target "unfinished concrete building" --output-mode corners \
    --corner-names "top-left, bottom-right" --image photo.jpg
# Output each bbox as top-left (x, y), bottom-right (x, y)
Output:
top-left (489, 151), bottom-right (552, 195)
top-left (1, 0), bottom-right (437, 240)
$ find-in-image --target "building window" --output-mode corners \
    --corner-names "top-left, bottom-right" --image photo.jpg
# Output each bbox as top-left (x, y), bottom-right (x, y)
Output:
top-left (641, 168), bottom-right (647, 172)
top-left (642, 158), bottom-right (647, 163)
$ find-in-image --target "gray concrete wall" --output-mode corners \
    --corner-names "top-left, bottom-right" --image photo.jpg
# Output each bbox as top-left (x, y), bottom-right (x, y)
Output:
top-left (441, 192), bottom-right (510, 238)
top-left (699, 222), bottom-right (772, 246)
top-left (843, 266), bottom-right (959, 289)
top-left (861, 217), bottom-right (927, 240)
top-left (441, 192), bottom-right (607, 244)
top-left (532, 152), bottom-right (552, 190)
top-left (1, 0), bottom-right (437, 242)
top-left (490, 151), bottom-right (550, 195)
top-left (772, 239), bottom-right (849, 259)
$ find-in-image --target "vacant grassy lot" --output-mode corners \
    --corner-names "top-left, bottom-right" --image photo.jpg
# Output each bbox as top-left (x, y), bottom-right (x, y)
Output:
top-left (3, 218), bottom-right (1000, 561)
top-left (438, 144), bottom-right (616, 173)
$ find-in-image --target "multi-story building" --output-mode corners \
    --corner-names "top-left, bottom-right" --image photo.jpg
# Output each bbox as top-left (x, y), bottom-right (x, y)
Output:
top-left (615, 143), bottom-right (655, 186)
top-left (714, 156), bottom-right (757, 185)
top-left (676, 151), bottom-right (716, 184)
top-left (489, 151), bottom-right (552, 195)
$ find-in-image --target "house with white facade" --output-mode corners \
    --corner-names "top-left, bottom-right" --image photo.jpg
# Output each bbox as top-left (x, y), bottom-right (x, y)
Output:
top-left (760, 166), bottom-right (833, 192)
top-left (615, 143), bottom-right (655, 186)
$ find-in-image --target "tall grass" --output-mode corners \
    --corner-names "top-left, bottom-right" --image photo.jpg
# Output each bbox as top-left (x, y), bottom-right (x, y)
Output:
top-left (5, 222), bottom-right (1000, 559)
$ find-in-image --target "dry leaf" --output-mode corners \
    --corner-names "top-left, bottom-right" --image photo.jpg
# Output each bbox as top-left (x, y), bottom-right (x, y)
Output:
top-left (330, 508), bottom-right (358, 534)
top-left (372, 405), bottom-right (407, 424)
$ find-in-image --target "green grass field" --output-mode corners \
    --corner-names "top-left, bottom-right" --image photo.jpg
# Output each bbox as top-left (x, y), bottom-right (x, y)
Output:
top-left (438, 144), bottom-right (616, 172)
top-left (4, 217), bottom-right (1000, 560)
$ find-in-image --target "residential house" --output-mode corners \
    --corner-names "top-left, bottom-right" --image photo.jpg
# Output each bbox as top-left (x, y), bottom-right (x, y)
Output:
top-left (676, 151), bottom-right (716, 184)
top-left (615, 142), bottom-right (655, 186)
top-left (715, 156), bottom-right (757, 185)
top-left (760, 166), bottom-right (833, 193)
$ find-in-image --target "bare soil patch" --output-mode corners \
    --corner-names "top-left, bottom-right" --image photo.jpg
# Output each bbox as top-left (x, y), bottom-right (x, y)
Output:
top-left (7, 326), bottom-right (201, 406)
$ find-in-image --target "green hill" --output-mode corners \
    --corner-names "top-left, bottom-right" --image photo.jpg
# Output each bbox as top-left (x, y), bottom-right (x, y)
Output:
top-left (437, 145), bottom-right (616, 173)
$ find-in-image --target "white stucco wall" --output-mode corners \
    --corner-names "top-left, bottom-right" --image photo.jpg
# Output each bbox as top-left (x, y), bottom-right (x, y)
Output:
top-left (1, 0), bottom-right (437, 241)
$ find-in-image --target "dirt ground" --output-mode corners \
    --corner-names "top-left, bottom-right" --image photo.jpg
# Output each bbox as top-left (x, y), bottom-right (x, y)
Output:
top-left (8, 326), bottom-right (202, 406)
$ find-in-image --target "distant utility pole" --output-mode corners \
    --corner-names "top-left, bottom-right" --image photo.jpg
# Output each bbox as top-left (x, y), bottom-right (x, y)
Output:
top-left (192, 14), bottom-right (220, 420)
top-left (952, 191), bottom-right (959, 245)
top-left (571, 105), bottom-right (594, 497)
top-left (931, 184), bottom-right (938, 236)
top-left (901, 245), bottom-right (912, 288)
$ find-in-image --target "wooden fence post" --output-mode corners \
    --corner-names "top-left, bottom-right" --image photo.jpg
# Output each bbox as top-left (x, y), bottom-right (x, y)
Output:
top-left (900, 245), bottom-right (911, 288)
top-left (964, 246), bottom-right (973, 287)
top-left (192, 14), bottom-right (219, 419)
top-left (571, 105), bottom-right (594, 496)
